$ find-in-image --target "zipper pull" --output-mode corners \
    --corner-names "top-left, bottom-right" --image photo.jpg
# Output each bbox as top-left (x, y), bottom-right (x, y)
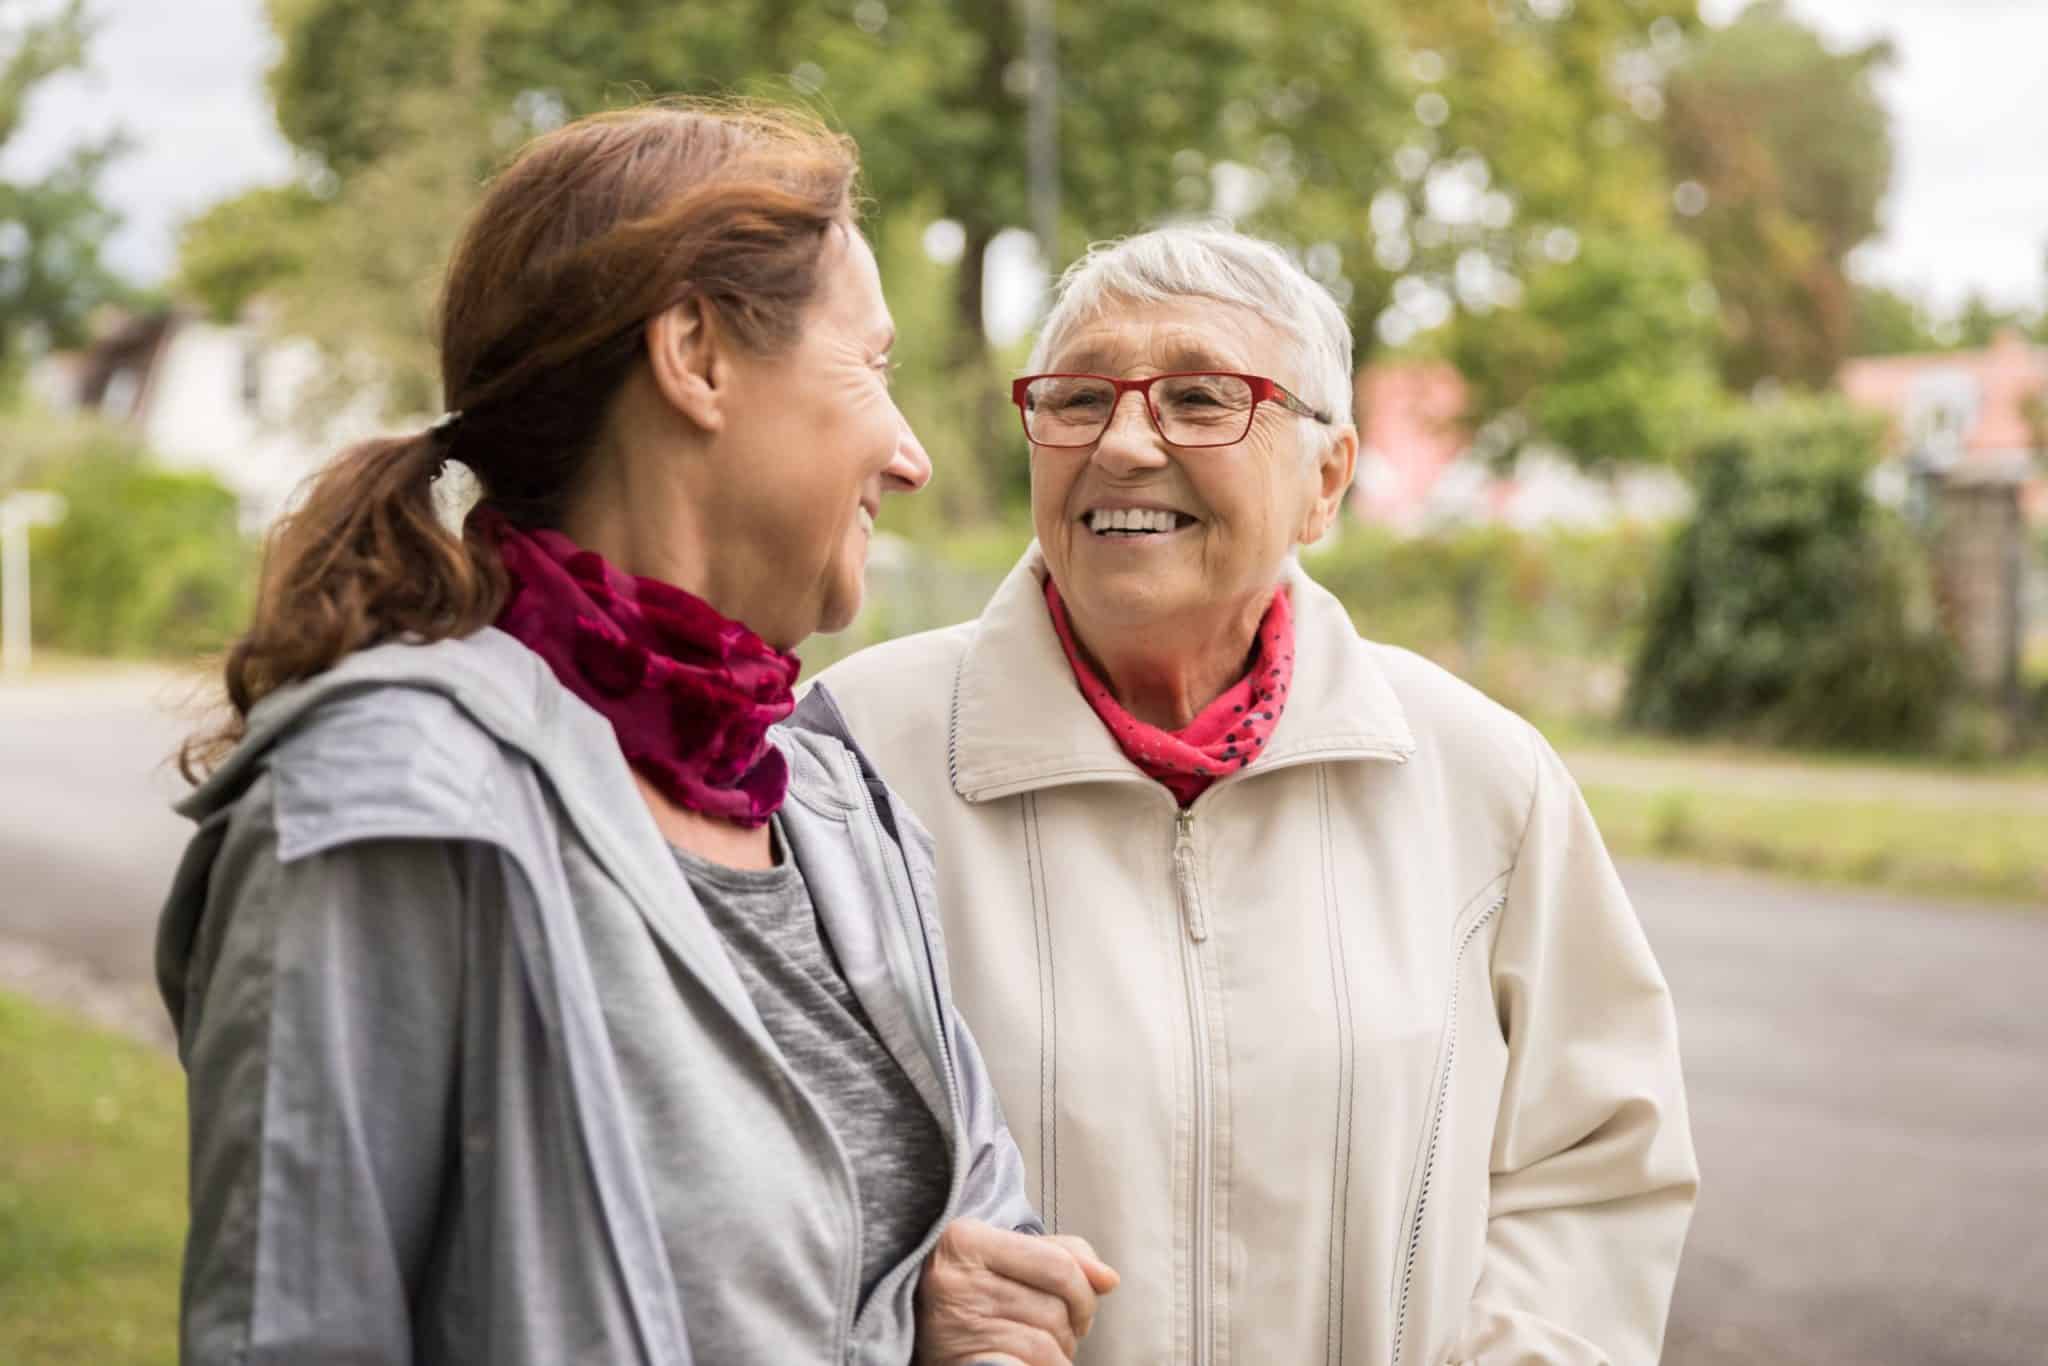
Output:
top-left (1174, 809), bottom-right (1209, 943)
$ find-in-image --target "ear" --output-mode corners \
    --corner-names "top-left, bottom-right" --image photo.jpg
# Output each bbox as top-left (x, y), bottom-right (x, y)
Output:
top-left (644, 297), bottom-right (728, 434)
top-left (1299, 422), bottom-right (1360, 545)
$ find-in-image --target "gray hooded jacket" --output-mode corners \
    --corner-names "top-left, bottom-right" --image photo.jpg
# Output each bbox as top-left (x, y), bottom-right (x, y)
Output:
top-left (157, 628), bottom-right (1041, 1365)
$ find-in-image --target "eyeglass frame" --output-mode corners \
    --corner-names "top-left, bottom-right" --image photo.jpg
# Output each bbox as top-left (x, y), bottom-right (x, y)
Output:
top-left (1009, 370), bottom-right (1333, 449)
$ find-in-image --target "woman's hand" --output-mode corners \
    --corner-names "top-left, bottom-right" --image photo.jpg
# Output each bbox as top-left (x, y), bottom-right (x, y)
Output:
top-left (914, 1217), bottom-right (1120, 1366)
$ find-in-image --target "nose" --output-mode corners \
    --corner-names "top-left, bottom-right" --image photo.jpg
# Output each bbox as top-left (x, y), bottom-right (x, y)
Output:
top-left (1090, 386), bottom-right (1170, 477)
top-left (885, 415), bottom-right (933, 493)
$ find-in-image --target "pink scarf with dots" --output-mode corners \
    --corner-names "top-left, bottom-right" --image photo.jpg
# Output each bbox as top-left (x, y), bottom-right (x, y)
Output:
top-left (1044, 577), bottom-right (1294, 806)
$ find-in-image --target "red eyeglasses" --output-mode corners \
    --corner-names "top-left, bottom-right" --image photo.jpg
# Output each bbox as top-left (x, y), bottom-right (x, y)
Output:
top-left (1011, 371), bottom-right (1332, 449)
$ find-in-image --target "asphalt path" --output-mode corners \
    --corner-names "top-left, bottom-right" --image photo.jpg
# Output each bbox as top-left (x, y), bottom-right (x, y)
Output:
top-left (1, 672), bottom-right (197, 1043)
top-left (2, 675), bottom-right (2043, 1364)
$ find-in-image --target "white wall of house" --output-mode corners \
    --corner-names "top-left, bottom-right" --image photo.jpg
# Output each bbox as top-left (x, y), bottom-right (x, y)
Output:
top-left (130, 321), bottom-right (387, 532)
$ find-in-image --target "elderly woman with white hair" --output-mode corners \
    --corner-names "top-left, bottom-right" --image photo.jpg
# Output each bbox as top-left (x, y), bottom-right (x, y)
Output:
top-left (816, 225), bottom-right (1697, 1365)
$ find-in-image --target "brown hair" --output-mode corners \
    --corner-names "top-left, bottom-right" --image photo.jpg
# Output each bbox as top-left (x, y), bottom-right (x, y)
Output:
top-left (182, 102), bottom-right (859, 778)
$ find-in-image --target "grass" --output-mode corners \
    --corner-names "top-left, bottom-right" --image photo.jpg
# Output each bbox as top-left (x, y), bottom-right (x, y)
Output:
top-left (1582, 781), bottom-right (2048, 906)
top-left (0, 992), bottom-right (184, 1364)
top-left (1541, 711), bottom-right (2048, 780)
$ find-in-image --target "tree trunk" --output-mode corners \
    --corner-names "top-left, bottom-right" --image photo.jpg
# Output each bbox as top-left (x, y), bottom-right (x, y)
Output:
top-left (939, 221), bottom-right (1012, 520)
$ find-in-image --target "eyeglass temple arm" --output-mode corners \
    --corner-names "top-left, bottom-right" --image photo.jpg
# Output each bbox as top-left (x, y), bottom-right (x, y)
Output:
top-left (1270, 383), bottom-right (1333, 424)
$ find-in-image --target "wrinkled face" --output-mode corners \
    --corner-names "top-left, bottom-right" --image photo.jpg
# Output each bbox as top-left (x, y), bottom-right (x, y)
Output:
top-left (1030, 296), bottom-right (1334, 638)
top-left (717, 227), bottom-right (930, 645)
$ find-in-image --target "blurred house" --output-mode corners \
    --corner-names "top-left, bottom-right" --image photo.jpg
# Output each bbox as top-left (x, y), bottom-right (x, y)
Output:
top-left (1349, 360), bottom-right (1690, 533)
top-left (29, 308), bottom-right (383, 532)
top-left (1839, 330), bottom-right (2046, 711)
top-left (1837, 328), bottom-right (2048, 524)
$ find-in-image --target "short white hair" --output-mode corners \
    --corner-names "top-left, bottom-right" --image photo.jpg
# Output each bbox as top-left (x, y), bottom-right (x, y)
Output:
top-left (1027, 224), bottom-right (1355, 430)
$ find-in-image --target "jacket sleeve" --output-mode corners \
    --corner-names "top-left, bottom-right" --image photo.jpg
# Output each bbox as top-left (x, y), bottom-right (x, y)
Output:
top-left (945, 998), bottom-right (1049, 1238)
top-left (178, 789), bottom-right (469, 1365)
top-left (1450, 730), bottom-right (1699, 1366)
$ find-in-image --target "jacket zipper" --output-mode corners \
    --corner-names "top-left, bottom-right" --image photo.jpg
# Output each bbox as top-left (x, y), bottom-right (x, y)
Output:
top-left (1174, 807), bottom-right (1214, 1365)
top-left (1390, 892), bottom-right (1507, 1366)
top-left (844, 751), bottom-right (968, 1357)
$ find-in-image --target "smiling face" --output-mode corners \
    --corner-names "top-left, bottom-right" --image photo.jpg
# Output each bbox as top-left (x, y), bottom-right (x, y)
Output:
top-left (706, 226), bottom-right (931, 645)
top-left (1030, 295), bottom-right (1352, 644)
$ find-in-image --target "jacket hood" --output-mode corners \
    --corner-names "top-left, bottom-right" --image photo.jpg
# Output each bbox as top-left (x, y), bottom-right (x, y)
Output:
top-left (159, 627), bottom-right (871, 1031)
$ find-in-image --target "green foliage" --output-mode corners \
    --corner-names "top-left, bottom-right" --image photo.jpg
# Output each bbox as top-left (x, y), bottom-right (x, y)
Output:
top-left (0, 0), bottom-right (131, 378)
top-left (1379, 0), bottom-right (1720, 466)
top-left (1625, 400), bottom-right (1959, 748)
top-left (1452, 228), bottom-right (1722, 467)
top-left (869, 207), bottom-right (1022, 526)
top-left (1662, 1), bottom-right (1895, 388)
top-left (1949, 290), bottom-right (2038, 350)
top-left (1580, 777), bottom-right (2048, 904)
top-left (247, 0), bottom-right (1404, 325)
top-left (174, 184), bottom-right (325, 323)
top-left (222, 0), bottom-right (1414, 496)
top-left (1307, 519), bottom-right (1668, 717)
top-left (27, 432), bottom-right (255, 659)
top-left (1850, 282), bottom-right (1945, 357)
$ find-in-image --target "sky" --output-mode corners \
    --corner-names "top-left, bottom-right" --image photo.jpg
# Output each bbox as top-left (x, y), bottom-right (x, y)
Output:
top-left (8, 0), bottom-right (2048, 317)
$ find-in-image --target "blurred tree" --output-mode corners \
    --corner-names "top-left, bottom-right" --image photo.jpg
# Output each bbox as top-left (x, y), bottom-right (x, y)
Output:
top-left (234, 0), bottom-right (1406, 512)
top-left (260, 0), bottom-right (1403, 344)
top-left (245, 0), bottom-right (510, 421)
top-left (1661, 0), bottom-right (1894, 390)
top-left (1949, 290), bottom-right (2034, 351)
top-left (175, 185), bottom-right (325, 324)
top-left (1368, 0), bottom-right (1719, 467)
top-left (1451, 227), bottom-right (1719, 469)
top-left (0, 0), bottom-right (130, 382)
top-left (1849, 281), bottom-right (1943, 357)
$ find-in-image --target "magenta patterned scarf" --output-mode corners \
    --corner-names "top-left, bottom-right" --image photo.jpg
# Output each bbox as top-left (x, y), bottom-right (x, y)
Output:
top-left (476, 506), bottom-right (799, 828)
top-left (1045, 576), bottom-right (1294, 807)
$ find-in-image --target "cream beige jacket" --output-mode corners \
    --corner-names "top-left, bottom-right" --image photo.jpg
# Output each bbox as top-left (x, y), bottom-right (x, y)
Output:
top-left (817, 548), bottom-right (1697, 1366)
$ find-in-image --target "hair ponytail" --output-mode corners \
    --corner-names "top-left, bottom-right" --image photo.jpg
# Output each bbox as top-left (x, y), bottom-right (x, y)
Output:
top-left (179, 432), bottom-right (505, 779)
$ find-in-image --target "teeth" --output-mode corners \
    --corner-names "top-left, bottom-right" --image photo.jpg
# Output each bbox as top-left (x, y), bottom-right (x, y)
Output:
top-left (1089, 508), bottom-right (1182, 534)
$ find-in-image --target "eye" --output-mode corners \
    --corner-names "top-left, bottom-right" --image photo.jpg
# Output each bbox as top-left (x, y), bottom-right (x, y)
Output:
top-left (872, 355), bottom-right (899, 386)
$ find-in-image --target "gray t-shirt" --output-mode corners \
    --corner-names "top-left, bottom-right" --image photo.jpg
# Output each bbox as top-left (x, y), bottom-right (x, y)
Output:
top-left (673, 826), bottom-right (952, 1303)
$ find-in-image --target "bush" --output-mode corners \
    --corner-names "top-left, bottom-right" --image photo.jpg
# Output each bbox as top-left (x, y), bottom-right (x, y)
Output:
top-left (1304, 521), bottom-right (1670, 719)
top-left (26, 440), bottom-right (255, 660)
top-left (1624, 400), bottom-right (1960, 749)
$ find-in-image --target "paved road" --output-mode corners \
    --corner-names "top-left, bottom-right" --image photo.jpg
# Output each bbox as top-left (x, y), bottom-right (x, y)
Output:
top-left (2, 677), bottom-right (2044, 1363)
top-left (0, 670), bottom-right (197, 1044)
top-left (1633, 861), bottom-right (2048, 1366)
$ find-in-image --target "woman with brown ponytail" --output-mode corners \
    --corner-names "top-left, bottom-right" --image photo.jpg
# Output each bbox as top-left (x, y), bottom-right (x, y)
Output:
top-left (157, 103), bottom-right (1113, 1366)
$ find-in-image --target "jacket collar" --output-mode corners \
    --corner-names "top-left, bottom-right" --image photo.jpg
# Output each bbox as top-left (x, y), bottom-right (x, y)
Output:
top-left (948, 545), bottom-right (1415, 803)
